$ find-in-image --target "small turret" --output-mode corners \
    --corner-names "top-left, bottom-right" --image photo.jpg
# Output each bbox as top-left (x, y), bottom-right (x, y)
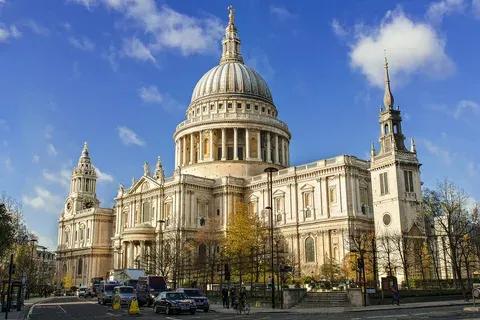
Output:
top-left (220, 5), bottom-right (243, 64)
top-left (370, 142), bottom-right (376, 158)
top-left (383, 55), bottom-right (394, 110)
top-left (154, 156), bottom-right (165, 183)
top-left (143, 161), bottom-right (150, 177)
top-left (410, 138), bottom-right (416, 153)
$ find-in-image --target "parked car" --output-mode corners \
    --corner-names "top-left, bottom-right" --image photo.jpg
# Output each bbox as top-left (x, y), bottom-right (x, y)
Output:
top-left (97, 281), bottom-right (119, 305)
top-left (77, 287), bottom-right (89, 298)
top-left (153, 291), bottom-right (196, 315)
top-left (176, 288), bottom-right (209, 312)
top-left (112, 286), bottom-right (136, 306)
top-left (136, 275), bottom-right (167, 306)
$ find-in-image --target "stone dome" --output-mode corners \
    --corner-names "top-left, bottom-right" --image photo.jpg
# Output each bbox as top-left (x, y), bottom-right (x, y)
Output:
top-left (191, 62), bottom-right (273, 103)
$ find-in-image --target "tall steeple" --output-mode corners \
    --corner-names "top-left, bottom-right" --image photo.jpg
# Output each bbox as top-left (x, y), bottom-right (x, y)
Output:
top-left (67, 142), bottom-right (98, 213)
top-left (220, 5), bottom-right (244, 64)
top-left (383, 55), bottom-right (394, 110)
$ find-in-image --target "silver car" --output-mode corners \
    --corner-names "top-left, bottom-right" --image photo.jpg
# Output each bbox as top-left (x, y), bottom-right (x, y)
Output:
top-left (113, 286), bottom-right (136, 305)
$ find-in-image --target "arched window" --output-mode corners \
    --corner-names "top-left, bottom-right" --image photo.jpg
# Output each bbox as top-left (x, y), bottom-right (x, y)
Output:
top-left (198, 244), bottom-right (207, 264)
top-left (204, 138), bottom-right (209, 156)
top-left (393, 124), bottom-right (398, 134)
top-left (77, 258), bottom-right (83, 275)
top-left (384, 124), bottom-right (389, 134)
top-left (305, 237), bottom-right (315, 263)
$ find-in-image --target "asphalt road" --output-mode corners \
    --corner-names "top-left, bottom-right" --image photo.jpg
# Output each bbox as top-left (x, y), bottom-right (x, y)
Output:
top-left (26, 296), bottom-right (480, 320)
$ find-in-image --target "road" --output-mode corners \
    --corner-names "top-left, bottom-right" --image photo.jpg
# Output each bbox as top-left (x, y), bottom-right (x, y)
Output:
top-left (27, 296), bottom-right (480, 320)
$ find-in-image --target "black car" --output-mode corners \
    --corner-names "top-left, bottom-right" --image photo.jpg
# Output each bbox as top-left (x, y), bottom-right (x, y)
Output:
top-left (153, 291), bottom-right (196, 315)
top-left (176, 288), bottom-right (209, 312)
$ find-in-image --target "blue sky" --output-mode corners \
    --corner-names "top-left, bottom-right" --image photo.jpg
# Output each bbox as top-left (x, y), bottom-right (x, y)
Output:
top-left (1, 0), bottom-right (479, 249)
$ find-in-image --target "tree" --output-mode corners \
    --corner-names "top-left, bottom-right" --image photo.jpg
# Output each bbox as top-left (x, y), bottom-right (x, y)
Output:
top-left (194, 217), bottom-right (223, 290)
top-left (422, 180), bottom-right (478, 299)
top-left (223, 202), bottom-right (267, 284)
top-left (390, 232), bottom-right (413, 288)
top-left (0, 203), bottom-right (16, 261)
top-left (320, 257), bottom-right (340, 282)
top-left (377, 233), bottom-right (399, 278)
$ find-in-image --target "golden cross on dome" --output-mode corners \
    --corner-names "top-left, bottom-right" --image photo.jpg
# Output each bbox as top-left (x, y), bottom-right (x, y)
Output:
top-left (228, 5), bottom-right (235, 25)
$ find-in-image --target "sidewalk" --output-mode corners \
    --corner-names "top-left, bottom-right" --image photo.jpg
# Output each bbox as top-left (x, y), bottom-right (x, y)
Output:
top-left (2, 296), bottom-right (52, 319)
top-left (210, 299), bottom-right (473, 314)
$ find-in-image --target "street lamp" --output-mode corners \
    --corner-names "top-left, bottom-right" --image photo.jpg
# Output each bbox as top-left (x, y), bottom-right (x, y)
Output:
top-left (264, 166), bottom-right (278, 309)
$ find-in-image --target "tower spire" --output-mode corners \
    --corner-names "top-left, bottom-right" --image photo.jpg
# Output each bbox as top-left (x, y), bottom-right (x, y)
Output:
top-left (220, 5), bottom-right (244, 64)
top-left (383, 54), bottom-right (394, 110)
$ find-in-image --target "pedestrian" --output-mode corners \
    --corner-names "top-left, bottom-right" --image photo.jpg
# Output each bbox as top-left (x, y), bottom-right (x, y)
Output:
top-left (391, 285), bottom-right (400, 306)
top-left (221, 287), bottom-right (229, 308)
top-left (230, 287), bottom-right (237, 309)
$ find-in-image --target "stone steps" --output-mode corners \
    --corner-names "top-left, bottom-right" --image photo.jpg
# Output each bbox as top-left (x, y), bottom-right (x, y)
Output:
top-left (294, 292), bottom-right (350, 308)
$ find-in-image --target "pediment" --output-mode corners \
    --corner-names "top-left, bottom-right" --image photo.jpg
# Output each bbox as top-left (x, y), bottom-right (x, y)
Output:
top-left (300, 183), bottom-right (315, 192)
top-left (248, 194), bottom-right (259, 202)
top-left (127, 175), bottom-right (161, 195)
top-left (273, 189), bottom-right (285, 197)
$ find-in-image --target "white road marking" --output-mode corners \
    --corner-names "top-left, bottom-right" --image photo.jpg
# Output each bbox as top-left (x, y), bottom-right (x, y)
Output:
top-left (57, 305), bottom-right (67, 313)
top-left (36, 301), bottom-right (96, 306)
top-left (366, 315), bottom-right (408, 319)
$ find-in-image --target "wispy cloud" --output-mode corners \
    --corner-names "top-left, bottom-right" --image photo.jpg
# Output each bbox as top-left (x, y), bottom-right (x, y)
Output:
top-left (22, 186), bottom-right (63, 214)
top-left (421, 138), bottom-right (453, 165)
top-left (0, 24), bottom-right (21, 43)
top-left (270, 5), bottom-right (295, 20)
top-left (474, 0), bottom-right (480, 18)
top-left (426, 0), bottom-right (465, 24)
top-left (71, 0), bottom-right (224, 59)
top-left (95, 167), bottom-right (114, 183)
top-left (331, 19), bottom-right (348, 38)
top-left (117, 126), bottom-right (145, 146)
top-left (3, 157), bottom-right (13, 172)
top-left (122, 37), bottom-right (155, 63)
top-left (32, 154), bottom-right (40, 164)
top-left (22, 20), bottom-right (50, 36)
top-left (138, 85), bottom-right (163, 104)
top-left (349, 8), bottom-right (454, 88)
top-left (69, 36), bottom-right (95, 51)
top-left (47, 143), bottom-right (58, 156)
top-left (43, 168), bottom-right (71, 188)
top-left (44, 125), bottom-right (54, 139)
top-left (454, 100), bottom-right (479, 119)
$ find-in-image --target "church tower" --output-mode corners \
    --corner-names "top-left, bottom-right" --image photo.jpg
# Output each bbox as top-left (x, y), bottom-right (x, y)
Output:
top-left (64, 142), bottom-right (99, 215)
top-left (370, 57), bottom-right (423, 241)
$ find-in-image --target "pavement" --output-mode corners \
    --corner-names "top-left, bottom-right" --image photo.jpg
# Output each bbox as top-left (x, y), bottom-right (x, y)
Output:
top-left (209, 299), bottom-right (473, 314)
top-left (2, 296), bottom-right (53, 319)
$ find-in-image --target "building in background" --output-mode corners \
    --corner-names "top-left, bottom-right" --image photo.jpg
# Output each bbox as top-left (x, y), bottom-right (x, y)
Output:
top-left (56, 143), bottom-right (114, 288)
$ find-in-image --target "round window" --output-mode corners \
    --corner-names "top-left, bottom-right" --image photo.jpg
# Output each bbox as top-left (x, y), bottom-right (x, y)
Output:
top-left (383, 213), bottom-right (391, 226)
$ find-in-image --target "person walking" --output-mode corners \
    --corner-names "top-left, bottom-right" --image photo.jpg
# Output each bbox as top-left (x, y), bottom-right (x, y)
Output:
top-left (221, 287), bottom-right (229, 308)
top-left (391, 285), bottom-right (400, 306)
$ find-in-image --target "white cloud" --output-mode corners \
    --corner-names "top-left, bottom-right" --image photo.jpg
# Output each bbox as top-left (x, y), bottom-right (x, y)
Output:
top-left (421, 138), bottom-right (453, 165)
top-left (331, 19), bottom-right (348, 37)
top-left (47, 143), bottom-right (58, 156)
top-left (32, 154), bottom-right (40, 163)
top-left (246, 50), bottom-right (275, 81)
top-left (95, 167), bottom-right (114, 183)
top-left (270, 6), bottom-right (295, 20)
top-left (350, 9), bottom-right (454, 88)
top-left (0, 24), bottom-right (21, 42)
top-left (69, 36), bottom-right (95, 51)
top-left (474, 0), bottom-right (480, 18)
top-left (117, 126), bottom-right (145, 146)
top-left (426, 0), bottom-right (465, 24)
top-left (72, 1), bottom-right (223, 57)
top-left (23, 20), bottom-right (49, 36)
top-left (31, 230), bottom-right (56, 251)
top-left (43, 169), bottom-right (71, 188)
top-left (467, 161), bottom-right (480, 176)
top-left (138, 85), bottom-right (163, 104)
top-left (454, 100), bottom-right (480, 119)
top-left (122, 37), bottom-right (155, 63)
top-left (22, 186), bottom-right (62, 214)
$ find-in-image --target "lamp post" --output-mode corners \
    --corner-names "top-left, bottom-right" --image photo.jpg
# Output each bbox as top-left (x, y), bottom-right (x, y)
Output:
top-left (264, 166), bottom-right (278, 309)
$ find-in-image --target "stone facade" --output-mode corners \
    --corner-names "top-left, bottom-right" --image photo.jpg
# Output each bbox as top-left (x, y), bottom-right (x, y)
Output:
top-left (57, 7), bottom-right (425, 287)
top-left (56, 143), bottom-right (114, 287)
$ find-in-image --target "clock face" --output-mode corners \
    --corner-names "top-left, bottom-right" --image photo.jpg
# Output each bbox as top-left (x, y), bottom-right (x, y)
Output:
top-left (84, 201), bottom-right (94, 209)
top-left (66, 201), bottom-right (72, 212)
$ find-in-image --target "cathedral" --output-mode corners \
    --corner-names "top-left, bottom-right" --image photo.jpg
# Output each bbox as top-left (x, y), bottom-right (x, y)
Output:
top-left (56, 7), bottom-right (423, 288)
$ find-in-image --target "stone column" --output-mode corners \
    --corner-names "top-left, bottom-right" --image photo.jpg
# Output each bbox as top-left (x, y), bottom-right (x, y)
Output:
top-left (267, 132), bottom-right (271, 163)
top-left (286, 142), bottom-right (290, 166)
top-left (128, 242), bottom-right (134, 268)
top-left (210, 130), bottom-right (214, 161)
top-left (221, 128), bottom-right (226, 160)
top-left (140, 241), bottom-right (145, 263)
top-left (275, 134), bottom-right (280, 165)
top-left (175, 140), bottom-right (179, 167)
top-left (199, 130), bottom-right (203, 162)
top-left (189, 133), bottom-right (194, 164)
top-left (233, 128), bottom-right (238, 160)
top-left (281, 138), bottom-right (286, 166)
top-left (182, 136), bottom-right (187, 166)
top-left (257, 130), bottom-right (262, 161)
top-left (245, 128), bottom-right (250, 160)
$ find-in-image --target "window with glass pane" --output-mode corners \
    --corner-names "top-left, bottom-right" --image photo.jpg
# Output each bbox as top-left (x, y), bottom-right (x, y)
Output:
top-left (305, 237), bottom-right (315, 263)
